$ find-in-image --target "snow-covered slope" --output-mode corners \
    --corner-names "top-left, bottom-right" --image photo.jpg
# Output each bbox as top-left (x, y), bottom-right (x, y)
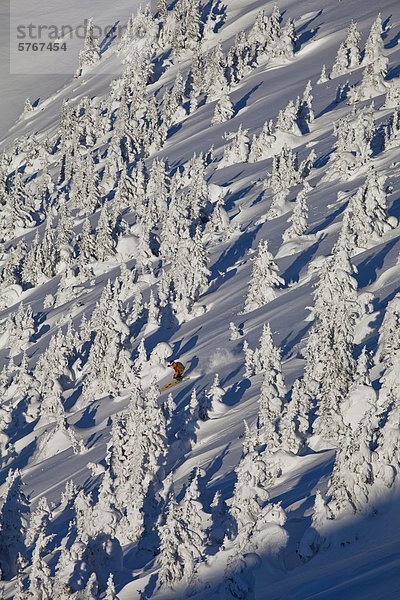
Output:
top-left (0, 0), bottom-right (400, 598)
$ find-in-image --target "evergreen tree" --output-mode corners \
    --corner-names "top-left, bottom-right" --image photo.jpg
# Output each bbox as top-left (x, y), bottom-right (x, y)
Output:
top-left (23, 98), bottom-right (34, 116)
top-left (282, 182), bottom-right (310, 241)
top-left (157, 491), bottom-right (203, 588)
top-left (376, 293), bottom-right (400, 367)
top-left (220, 125), bottom-right (250, 167)
top-left (205, 373), bottom-right (225, 410)
top-left (279, 379), bottom-right (312, 454)
top-left (317, 64), bottom-right (328, 84)
top-left (325, 415), bottom-right (375, 518)
top-left (304, 226), bottom-right (359, 441)
top-left (257, 327), bottom-right (286, 449)
top-left (104, 573), bottom-right (118, 600)
top-left (348, 168), bottom-right (394, 248)
top-left (76, 18), bottom-right (100, 76)
top-left (25, 498), bottom-right (52, 548)
top-left (231, 423), bottom-right (274, 535)
top-left (249, 119), bottom-right (275, 162)
top-left (0, 470), bottom-right (29, 580)
top-left (385, 108), bottom-right (400, 149)
top-left (331, 22), bottom-right (361, 78)
top-left (212, 94), bottom-right (234, 125)
top-left (169, 227), bottom-right (210, 320)
top-left (327, 107), bottom-right (375, 180)
top-left (363, 13), bottom-right (384, 65)
top-left (352, 55), bottom-right (388, 102)
top-left (180, 468), bottom-right (208, 552)
top-left (26, 532), bottom-right (53, 599)
top-left (94, 205), bottom-right (117, 262)
top-left (243, 240), bottom-right (284, 313)
top-left (229, 322), bottom-right (241, 341)
top-left (209, 490), bottom-right (236, 544)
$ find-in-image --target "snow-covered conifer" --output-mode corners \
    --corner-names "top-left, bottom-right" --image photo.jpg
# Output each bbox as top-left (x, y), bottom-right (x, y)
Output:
top-left (104, 573), bottom-right (118, 600)
top-left (385, 108), bottom-right (400, 149)
top-left (272, 17), bottom-right (296, 60)
top-left (363, 14), bottom-right (384, 65)
top-left (353, 55), bottom-right (388, 102)
top-left (317, 64), bottom-right (328, 84)
top-left (205, 191), bottom-right (233, 242)
top-left (169, 227), bottom-right (210, 320)
top-left (76, 18), bottom-right (100, 77)
top-left (253, 323), bottom-right (283, 377)
top-left (243, 240), bottom-right (284, 313)
top-left (94, 205), bottom-right (117, 262)
top-left (265, 146), bottom-right (301, 213)
top-left (243, 340), bottom-right (256, 378)
top-left (331, 22), bottom-right (361, 78)
top-left (376, 293), bottom-right (400, 367)
top-left (23, 98), bottom-right (34, 116)
top-left (282, 182), bottom-right (310, 241)
top-left (257, 333), bottom-right (286, 449)
top-left (297, 490), bottom-right (332, 560)
top-left (223, 553), bottom-right (254, 598)
top-left (275, 100), bottom-right (300, 136)
top-left (325, 416), bottom-right (375, 518)
top-left (225, 31), bottom-right (253, 84)
top-left (209, 490), bottom-right (236, 545)
top-left (304, 230), bottom-right (359, 441)
top-left (212, 93), bottom-right (234, 125)
top-left (205, 373), bottom-right (225, 409)
top-left (327, 107), bottom-right (375, 179)
top-left (71, 151), bottom-right (100, 216)
top-left (279, 379), bottom-right (312, 454)
top-left (249, 119), bottom-right (275, 162)
top-left (297, 80), bottom-right (314, 130)
top-left (78, 218), bottom-right (96, 268)
top-left (229, 322), bottom-right (241, 341)
top-left (231, 425), bottom-right (274, 536)
top-left (147, 290), bottom-right (160, 327)
top-left (180, 468), bottom-right (208, 552)
top-left (348, 168), bottom-right (394, 248)
top-left (335, 81), bottom-right (350, 104)
top-left (0, 470), bottom-right (29, 579)
top-left (220, 125), bottom-right (250, 167)
top-left (170, 0), bottom-right (201, 55)
top-left (25, 498), bottom-right (52, 548)
top-left (204, 44), bottom-right (229, 102)
top-left (26, 532), bottom-right (53, 599)
top-left (383, 81), bottom-right (400, 110)
top-left (158, 487), bottom-right (203, 588)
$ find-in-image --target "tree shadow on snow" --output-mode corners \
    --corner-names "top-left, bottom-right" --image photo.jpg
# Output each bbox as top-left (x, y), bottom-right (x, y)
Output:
top-left (209, 224), bottom-right (262, 280)
top-left (280, 322), bottom-right (312, 359)
top-left (386, 63), bottom-right (400, 81)
top-left (356, 237), bottom-right (399, 288)
top-left (99, 21), bottom-right (120, 53)
top-left (234, 84), bottom-right (263, 115)
top-left (308, 203), bottom-right (347, 236)
top-left (282, 240), bottom-right (323, 285)
top-left (225, 182), bottom-right (257, 212)
top-left (295, 21), bottom-right (320, 53)
top-left (73, 402), bottom-right (99, 429)
top-left (173, 332), bottom-right (200, 359)
top-left (223, 378), bottom-right (251, 407)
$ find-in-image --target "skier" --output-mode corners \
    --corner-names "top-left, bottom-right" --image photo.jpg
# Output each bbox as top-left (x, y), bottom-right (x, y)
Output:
top-left (168, 360), bottom-right (186, 382)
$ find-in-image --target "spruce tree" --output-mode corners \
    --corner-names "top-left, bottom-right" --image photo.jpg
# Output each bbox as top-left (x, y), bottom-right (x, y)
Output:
top-left (243, 240), bottom-right (284, 313)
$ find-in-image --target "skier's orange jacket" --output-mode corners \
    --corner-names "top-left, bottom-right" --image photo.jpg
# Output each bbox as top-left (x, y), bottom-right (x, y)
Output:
top-left (170, 361), bottom-right (185, 378)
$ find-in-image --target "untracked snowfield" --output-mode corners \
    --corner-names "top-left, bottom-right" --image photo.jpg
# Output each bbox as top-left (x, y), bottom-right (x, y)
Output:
top-left (0, 0), bottom-right (400, 598)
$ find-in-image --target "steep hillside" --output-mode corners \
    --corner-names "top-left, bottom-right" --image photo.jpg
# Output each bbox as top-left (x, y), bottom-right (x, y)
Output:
top-left (0, 1), bottom-right (400, 598)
